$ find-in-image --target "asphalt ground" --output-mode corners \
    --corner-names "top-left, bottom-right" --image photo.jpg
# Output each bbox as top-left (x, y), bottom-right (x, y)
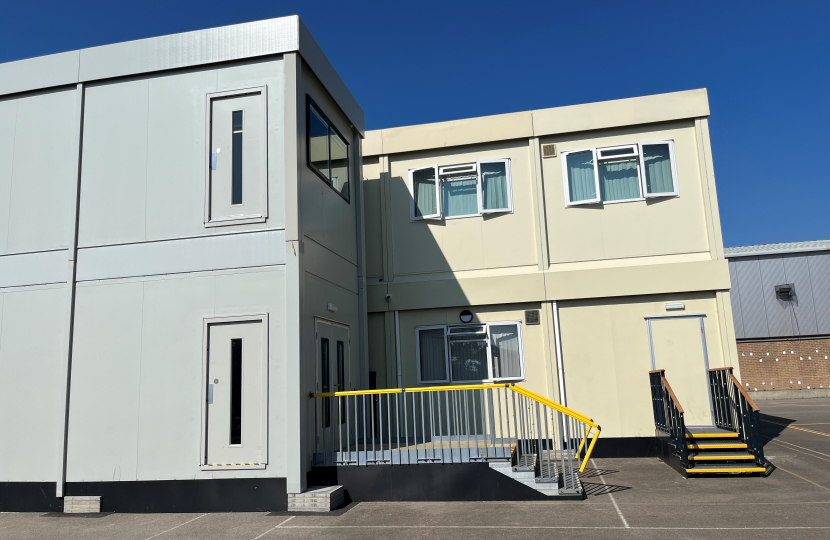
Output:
top-left (2, 398), bottom-right (829, 539)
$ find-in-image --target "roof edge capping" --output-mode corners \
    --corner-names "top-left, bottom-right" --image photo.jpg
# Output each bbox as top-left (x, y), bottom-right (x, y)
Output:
top-left (725, 239), bottom-right (830, 258)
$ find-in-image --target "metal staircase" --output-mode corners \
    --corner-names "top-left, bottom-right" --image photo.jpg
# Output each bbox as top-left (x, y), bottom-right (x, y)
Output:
top-left (649, 367), bottom-right (767, 477)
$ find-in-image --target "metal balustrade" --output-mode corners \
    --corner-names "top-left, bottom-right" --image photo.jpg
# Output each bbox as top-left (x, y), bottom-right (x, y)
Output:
top-left (708, 367), bottom-right (766, 468)
top-left (649, 369), bottom-right (689, 469)
top-left (312, 383), bottom-right (600, 493)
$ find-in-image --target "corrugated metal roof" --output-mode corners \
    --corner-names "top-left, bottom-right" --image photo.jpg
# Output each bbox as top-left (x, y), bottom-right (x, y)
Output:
top-left (725, 240), bottom-right (830, 258)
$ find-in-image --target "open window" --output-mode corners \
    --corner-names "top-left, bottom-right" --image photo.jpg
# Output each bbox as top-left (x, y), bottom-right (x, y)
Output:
top-left (409, 159), bottom-right (512, 221)
top-left (416, 322), bottom-right (524, 384)
top-left (410, 165), bottom-right (441, 220)
top-left (640, 140), bottom-right (678, 197)
top-left (562, 140), bottom-right (678, 206)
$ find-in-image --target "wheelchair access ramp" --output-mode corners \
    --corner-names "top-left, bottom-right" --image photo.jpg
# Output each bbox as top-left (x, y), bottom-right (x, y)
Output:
top-left (310, 383), bottom-right (600, 500)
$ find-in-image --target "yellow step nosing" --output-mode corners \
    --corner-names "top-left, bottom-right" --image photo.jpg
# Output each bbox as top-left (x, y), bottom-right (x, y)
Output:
top-left (686, 433), bottom-right (739, 438)
top-left (686, 467), bottom-right (766, 473)
top-left (690, 455), bottom-right (755, 460)
top-left (688, 443), bottom-right (748, 449)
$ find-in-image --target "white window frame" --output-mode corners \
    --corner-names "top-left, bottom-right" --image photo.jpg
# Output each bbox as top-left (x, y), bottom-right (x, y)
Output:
top-left (415, 325), bottom-right (450, 384)
top-left (415, 321), bottom-right (525, 385)
top-left (410, 159), bottom-right (513, 221)
top-left (204, 86), bottom-right (269, 228)
top-left (477, 158), bottom-right (513, 214)
top-left (639, 140), bottom-right (679, 198)
top-left (561, 148), bottom-right (601, 206)
top-left (596, 144), bottom-right (644, 204)
top-left (409, 165), bottom-right (441, 221)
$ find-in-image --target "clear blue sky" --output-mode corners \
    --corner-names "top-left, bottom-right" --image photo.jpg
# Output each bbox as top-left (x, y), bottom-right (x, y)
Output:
top-left (1, 1), bottom-right (827, 247)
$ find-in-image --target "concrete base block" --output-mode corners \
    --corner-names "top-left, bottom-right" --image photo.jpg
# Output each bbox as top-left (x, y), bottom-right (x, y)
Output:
top-left (749, 388), bottom-right (830, 400)
top-left (287, 486), bottom-right (344, 512)
top-left (64, 496), bottom-right (101, 513)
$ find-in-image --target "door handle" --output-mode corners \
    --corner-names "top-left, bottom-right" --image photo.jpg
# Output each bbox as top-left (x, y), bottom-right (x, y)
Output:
top-left (207, 384), bottom-right (214, 404)
top-left (211, 152), bottom-right (218, 170)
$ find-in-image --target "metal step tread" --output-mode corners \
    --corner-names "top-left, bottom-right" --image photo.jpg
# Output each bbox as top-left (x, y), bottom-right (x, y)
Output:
top-left (689, 452), bottom-right (756, 461)
top-left (687, 441), bottom-right (748, 450)
top-left (686, 431), bottom-right (740, 439)
top-left (686, 463), bottom-right (766, 473)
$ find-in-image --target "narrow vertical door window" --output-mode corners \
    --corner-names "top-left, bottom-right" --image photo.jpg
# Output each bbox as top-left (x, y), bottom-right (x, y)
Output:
top-left (230, 338), bottom-right (243, 445)
top-left (321, 338), bottom-right (331, 428)
top-left (337, 340), bottom-right (346, 424)
top-left (232, 111), bottom-right (243, 205)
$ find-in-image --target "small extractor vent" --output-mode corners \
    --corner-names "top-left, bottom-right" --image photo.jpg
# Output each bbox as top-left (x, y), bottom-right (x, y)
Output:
top-left (541, 143), bottom-right (557, 158)
top-left (525, 310), bottom-right (540, 325)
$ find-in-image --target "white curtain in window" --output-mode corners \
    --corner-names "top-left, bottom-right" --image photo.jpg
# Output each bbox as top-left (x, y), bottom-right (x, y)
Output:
top-left (489, 325), bottom-right (521, 379)
top-left (449, 340), bottom-right (488, 381)
top-left (480, 162), bottom-right (508, 210)
top-left (443, 178), bottom-right (478, 217)
top-left (566, 151), bottom-right (597, 202)
top-left (599, 159), bottom-right (640, 201)
top-left (642, 144), bottom-right (674, 194)
top-left (413, 168), bottom-right (437, 217)
top-left (419, 328), bottom-right (447, 381)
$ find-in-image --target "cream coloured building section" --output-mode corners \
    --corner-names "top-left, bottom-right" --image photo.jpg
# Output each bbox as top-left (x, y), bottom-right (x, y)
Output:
top-left (361, 89), bottom-right (740, 440)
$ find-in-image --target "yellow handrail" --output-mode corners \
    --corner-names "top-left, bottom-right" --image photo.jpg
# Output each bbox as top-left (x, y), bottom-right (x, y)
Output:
top-left (313, 382), bottom-right (601, 473)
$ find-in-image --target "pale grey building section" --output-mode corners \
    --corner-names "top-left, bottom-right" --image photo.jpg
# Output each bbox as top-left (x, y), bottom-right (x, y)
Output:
top-left (726, 241), bottom-right (830, 339)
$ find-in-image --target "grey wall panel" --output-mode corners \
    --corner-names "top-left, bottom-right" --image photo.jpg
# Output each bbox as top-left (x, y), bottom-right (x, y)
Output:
top-left (0, 249), bottom-right (68, 288)
top-left (133, 269), bottom-right (288, 480)
top-left (758, 256), bottom-right (794, 337)
top-left (728, 260), bottom-right (745, 339)
top-left (66, 281), bottom-right (144, 482)
top-left (134, 275), bottom-right (214, 480)
top-left (783, 253), bottom-right (818, 335)
top-left (5, 89), bottom-right (78, 254)
top-left (303, 237), bottom-right (359, 294)
top-left (0, 287), bottom-right (68, 481)
top-left (808, 252), bottom-right (830, 334)
top-left (78, 79), bottom-right (149, 247)
top-left (0, 99), bottom-right (17, 254)
top-left (144, 68), bottom-right (218, 240)
top-left (0, 51), bottom-right (80, 97)
top-left (734, 257), bottom-right (768, 338)
top-left (78, 17), bottom-right (298, 84)
top-left (76, 229), bottom-right (286, 282)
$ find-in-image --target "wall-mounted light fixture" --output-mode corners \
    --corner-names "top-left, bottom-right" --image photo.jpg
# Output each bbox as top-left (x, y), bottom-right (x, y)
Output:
top-left (459, 309), bottom-right (474, 323)
top-left (326, 303), bottom-right (338, 313)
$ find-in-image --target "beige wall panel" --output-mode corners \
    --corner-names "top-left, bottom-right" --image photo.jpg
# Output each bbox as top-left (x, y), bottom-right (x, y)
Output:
top-left (387, 141), bottom-right (537, 276)
top-left (299, 67), bottom-right (357, 265)
top-left (382, 272), bottom-right (545, 312)
top-left (545, 259), bottom-right (730, 302)
top-left (396, 304), bottom-right (549, 397)
top-left (361, 157), bottom-right (384, 278)
top-left (367, 312), bottom-right (387, 388)
top-left (378, 112), bottom-right (533, 156)
top-left (559, 293), bottom-right (727, 438)
top-left (543, 121), bottom-right (709, 265)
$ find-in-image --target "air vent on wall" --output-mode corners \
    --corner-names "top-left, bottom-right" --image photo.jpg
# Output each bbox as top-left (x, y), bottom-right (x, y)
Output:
top-left (541, 143), bottom-right (557, 158)
top-left (525, 310), bottom-right (540, 325)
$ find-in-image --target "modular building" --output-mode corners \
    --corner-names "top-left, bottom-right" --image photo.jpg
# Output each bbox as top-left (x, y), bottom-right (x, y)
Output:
top-left (1, 16), bottom-right (752, 512)
top-left (0, 16), bottom-right (367, 511)
top-left (361, 89), bottom-right (741, 451)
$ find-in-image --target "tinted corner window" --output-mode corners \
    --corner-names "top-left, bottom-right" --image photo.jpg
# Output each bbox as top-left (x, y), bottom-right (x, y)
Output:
top-left (307, 98), bottom-right (350, 203)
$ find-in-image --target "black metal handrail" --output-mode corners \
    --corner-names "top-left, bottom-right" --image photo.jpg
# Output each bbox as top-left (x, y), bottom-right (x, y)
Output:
top-left (708, 367), bottom-right (766, 468)
top-left (649, 369), bottom-right (689, 469)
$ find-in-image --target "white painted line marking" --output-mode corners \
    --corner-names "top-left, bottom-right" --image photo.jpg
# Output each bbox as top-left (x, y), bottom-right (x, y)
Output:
top-left (591, 458), bottom-right (629, 528)
top-left (144, 513), bottom-right (206, 540)
top-left (766, 437), bottom-right (830, 459)
top-left (252, 516), bottom-right (294, 539)
top-left (279, 525), bottom-right (830, 530)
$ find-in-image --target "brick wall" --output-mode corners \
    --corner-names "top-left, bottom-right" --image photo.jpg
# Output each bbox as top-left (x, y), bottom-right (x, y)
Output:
top-left (737, 338), bottom-right (830, 393)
